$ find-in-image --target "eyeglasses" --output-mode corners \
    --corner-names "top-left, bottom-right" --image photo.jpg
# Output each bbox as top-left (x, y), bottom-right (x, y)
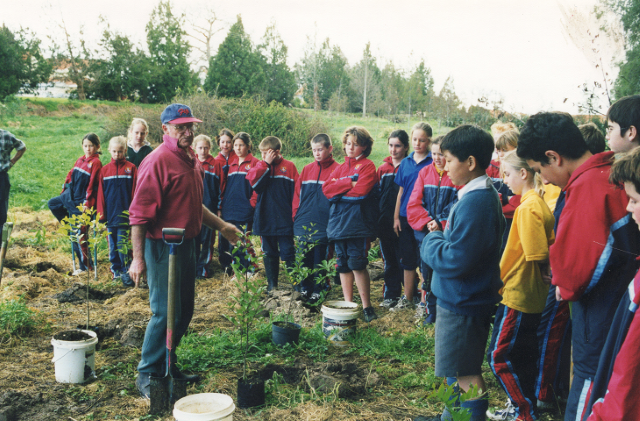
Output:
top-left (171, 124), bottom-right (197, 133)
top-left (606, 125), bottom-right (628, 134)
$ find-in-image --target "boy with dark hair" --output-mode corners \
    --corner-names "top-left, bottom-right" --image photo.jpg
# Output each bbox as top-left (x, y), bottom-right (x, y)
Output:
top-left (293, 133), bottom-right (339, 303)
top-left (605, 94), bottom-right (640, 153)
top-left (247, 136), bottom-right (299, 291)
top-left (415, 124), bottom-right (505, 421)
top-left (577, 147), bottom-right (640, 420)
top-left (517, 112), bottom-right (639, 421)
top-left (578, 122), bottom-right (606, 155)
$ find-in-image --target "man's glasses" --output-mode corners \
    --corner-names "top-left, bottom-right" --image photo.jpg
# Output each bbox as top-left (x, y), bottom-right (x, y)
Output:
top-left (171, 124), bottom-right (197, 133)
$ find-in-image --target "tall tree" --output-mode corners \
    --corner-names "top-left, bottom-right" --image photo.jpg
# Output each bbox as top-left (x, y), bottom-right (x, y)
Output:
top-left (187, 7), bottom-right (224, 71)
top-left (204, 15), bottom-right (266, 98)
top-left (608, 0), bottom-right (640, 97)
top-left (0, 25), bottom-right (52, 99)
top-left (433, 77), bottom-right (463, 126)
top-left (257, 23), bottom-right (296, 104)
top-left (145, 1), bottom-right (198, 103)
top-left (297, 34), bottom-right (322, 110)
top-left (349, 43), bottom-right (381, 117)
top-left (403, 60), bottom-right (434, 117)
top-left (49, 18), bottom-right (93, 100)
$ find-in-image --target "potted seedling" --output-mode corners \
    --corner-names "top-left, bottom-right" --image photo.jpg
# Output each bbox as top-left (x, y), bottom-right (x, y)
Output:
top-left (224, 235), bottom-right (266, 408)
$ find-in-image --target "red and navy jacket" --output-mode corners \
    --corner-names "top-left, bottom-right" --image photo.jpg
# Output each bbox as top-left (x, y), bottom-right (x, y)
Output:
top-left (215, 150), bottom-right (236, 195)
top-left (406, 162), bottom-right (459, 232)
top-left (220, 154), bottom-right (259, 224)
top-left (247, 156), bottom-right (299, 236)
top-left (97, 158), bottom-right (137, 228)
top-left (293, 155), bottom-right (339, 242)
top-left (376, 156), bottom-right (400, 229)
top-left (60, 153), bottom-right (103, 212)
top-left (583, 269), bottom-right (640, 421)
top-left (322, 155), bottom-right (379, 241)
top-left (486, 159), bottom-right (501, 178)
top-left (198, 154), bottom-right (222, 213)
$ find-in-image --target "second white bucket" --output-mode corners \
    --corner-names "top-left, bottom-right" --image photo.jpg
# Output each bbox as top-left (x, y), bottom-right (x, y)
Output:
top-left (321, 300), bottom-right (360, 345)
top-left (173, 393), bottom-right (235, 421)
top-left (51, 329), bottom-right (98, 384)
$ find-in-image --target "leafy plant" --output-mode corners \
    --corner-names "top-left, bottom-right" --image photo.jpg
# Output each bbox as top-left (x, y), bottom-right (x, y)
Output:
top-left (0, 298), bottom-right (45, 340)
top-left (224, 234), bottom-right (266, 380)
top-left (25, 221), bottom-right (47, 247)
top-left (116, 210), bottom-right (133, 270)
top-left (429, 382), bottom-right (480, 421)
top-left (368, 243), bottom-right (381, 262)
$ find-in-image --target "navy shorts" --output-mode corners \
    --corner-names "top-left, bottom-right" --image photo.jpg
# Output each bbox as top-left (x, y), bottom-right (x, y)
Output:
top-left (435, 305), bottom-right (492, 377)
top-left (334, 238), bottom-right (369, 273)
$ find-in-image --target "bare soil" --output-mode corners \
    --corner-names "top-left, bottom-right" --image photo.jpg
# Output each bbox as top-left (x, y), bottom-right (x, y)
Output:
top-left (0, 211), bottom-right (563, 421)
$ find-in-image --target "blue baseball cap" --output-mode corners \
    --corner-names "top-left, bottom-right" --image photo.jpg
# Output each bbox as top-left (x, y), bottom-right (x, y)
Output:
top-left (161, 103), bottom-right (203, 125)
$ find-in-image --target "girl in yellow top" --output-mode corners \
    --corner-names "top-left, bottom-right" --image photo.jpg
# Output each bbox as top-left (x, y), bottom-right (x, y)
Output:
top-left (486, 151), bottom-right (555, 421)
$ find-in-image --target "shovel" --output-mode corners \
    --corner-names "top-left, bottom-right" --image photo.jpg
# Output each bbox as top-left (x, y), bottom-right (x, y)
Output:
top-left (0, 222), bottom-right (14, 285)
top-left (149, 228), bottom-right (188, 415)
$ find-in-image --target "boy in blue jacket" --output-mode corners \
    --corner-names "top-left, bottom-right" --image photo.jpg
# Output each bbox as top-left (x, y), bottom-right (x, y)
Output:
top-left (247, 136), bottom-right (299, 291)
top-left (293, 134), bottom-right (339, 303)
top-left (416, 125), bottom-right (505, 421)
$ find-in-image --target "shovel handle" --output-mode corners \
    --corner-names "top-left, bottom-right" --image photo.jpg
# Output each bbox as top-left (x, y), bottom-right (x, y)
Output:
top-left (162, 228), bottom-right (185, 246)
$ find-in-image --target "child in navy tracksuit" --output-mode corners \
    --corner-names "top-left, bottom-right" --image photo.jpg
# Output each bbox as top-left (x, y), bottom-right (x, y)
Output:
top-left (219, 132), bottom-right (259, 275)
top-left (293, 133), bottom-right (339, 302)
top-left (97, 136), bottom-right (138, 286)
top-left (392, 122), bottom-right (432, 311)
top-left (195, 134), bottom-right (222, 278)
top-left (323, 126), bottom-right (379, 323)
top-left (247, 136), bottom-right (299, 292)
top-left (581, 146), bottom-right (640, 421)
top-left (214, 128), bottom-right (237, 273)
top-left (49, 133), bottom-right (103, 274)
top-left (377, 129), bottom-right (409, 308)
top-left (416, 125), bottom-right (505, 421)
top-left (407, 136), bottom-right (459, 324)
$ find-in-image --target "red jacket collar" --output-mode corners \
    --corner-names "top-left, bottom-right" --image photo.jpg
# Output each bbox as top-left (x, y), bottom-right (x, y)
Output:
top-left (564, 151), bottom-right (614, 191)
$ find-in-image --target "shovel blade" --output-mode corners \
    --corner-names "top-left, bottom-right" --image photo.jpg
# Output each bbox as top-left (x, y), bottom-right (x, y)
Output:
top-left (170, 378), bottom-right (188, 403)
top-left (149, 375), bottom-right (170, 415)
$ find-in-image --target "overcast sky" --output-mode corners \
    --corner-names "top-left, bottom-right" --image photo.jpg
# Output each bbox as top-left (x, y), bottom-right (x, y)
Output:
top-left (3, 0), bottom-right (621, 115)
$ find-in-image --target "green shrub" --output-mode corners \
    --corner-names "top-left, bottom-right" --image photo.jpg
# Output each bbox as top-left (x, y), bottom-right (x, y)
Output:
top-left (0, 298), bottom-right (44, 339)
top-left (102, 94), bottom-right (330, 157)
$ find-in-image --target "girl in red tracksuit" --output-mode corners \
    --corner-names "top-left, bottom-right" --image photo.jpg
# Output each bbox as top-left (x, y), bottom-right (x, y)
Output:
top-left (48, 133), bottom-right (103, 274)
top-left (215, 128), bottom-right (236, 272)
top-left (377, 129), bottom-right (409, 309)
top-left (323, 126), bottom-right (379, 323)
top-left (407, 136), bottom-right (459, 323)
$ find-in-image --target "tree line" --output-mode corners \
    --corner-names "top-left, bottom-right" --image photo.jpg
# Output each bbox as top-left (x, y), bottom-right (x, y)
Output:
top-left (1, 0), bottom-right (638, 123)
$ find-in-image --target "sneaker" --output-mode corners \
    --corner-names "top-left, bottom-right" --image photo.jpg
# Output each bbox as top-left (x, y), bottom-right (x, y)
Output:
top-left (300, 290), bottom-right (310, 301)
top-left (414, 302), bottom-right (426, 319)
top-left (390, 296), bottom-right (415, 312)
top-left (308, 292), bottom-right (321, 304)
top-left (537, 399), bottom-right (555, 413)
top-left (72, 269), bottom-right (86, 276)
top-left (363, 306), bottom-right (378, 322)
top-left (487, 400), bottom-right (516, 420)
top-left (423, 313), bottom-right (436, 325)
top-left (379, 297), bottom-right (399, 308)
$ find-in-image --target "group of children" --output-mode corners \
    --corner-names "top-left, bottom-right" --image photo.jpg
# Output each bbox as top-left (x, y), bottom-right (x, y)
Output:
top-left (45, 93), bottom-right (640, 421)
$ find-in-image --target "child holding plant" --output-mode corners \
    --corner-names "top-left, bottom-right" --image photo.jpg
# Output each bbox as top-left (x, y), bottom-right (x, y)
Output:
top-left (48, 133), bottom-right (103, 275)
top-left (219, 132), bottom-right (259, 276)
top-left (126, 118), bottom-right (153, 168)
top-left (293, 133), bottom-right (339, 303)
top-left (194, 134), bottom-right (222, 278)
top-left (376, 130), bottom-right (409, 309)
top-left (486, 151), bottom-right (555, 421)
top-left (323, 126), bottom-right (379, 322)
top-left (97, 136), bottom-right (138, 286)
top-left (247, 136), bottom-right (299, 292)
top-left (391, 122), bottom-right (432, 311)
top-left (407, 136), bottom-right (459, 324)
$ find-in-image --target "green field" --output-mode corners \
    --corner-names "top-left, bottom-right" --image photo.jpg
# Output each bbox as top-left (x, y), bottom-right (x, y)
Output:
top-left (1, 98), bottom-right (445, 212)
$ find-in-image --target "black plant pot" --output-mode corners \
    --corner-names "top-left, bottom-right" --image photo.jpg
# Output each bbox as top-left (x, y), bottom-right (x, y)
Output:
top-left (237, 377), bottom-right (265, 408)
top-left (271, 321), bottom-right (301, 346)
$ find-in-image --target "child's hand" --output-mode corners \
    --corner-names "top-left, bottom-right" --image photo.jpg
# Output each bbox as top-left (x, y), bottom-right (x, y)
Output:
top-left (555, 288), bottom-right (563, 302)
top-left (351, 181), bottom-right (357, 188)
top-left (539, 262), bottom-right (552, 284)
top-left (427, 220), bottom-right (442, 232)
top-left (393, 218), bottom-right (401, 236)
top-left (264, 149), bottom-right (278, 164)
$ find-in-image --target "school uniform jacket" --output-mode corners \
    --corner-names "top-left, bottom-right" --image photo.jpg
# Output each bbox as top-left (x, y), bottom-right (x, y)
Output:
top-left (198, 154), bottom-right (222, 213)
top-left (406, 163), bottom-right (458, 232)
top-left (583, 270), bottom-right (640, 421)
top-left (247, 156), bottom-right (299, 236)
top-left (220, 154), bottom-right (259, 224)
top-left (376, 156), bottom-right (400, 229)
top-left (60, 153), bottom-right (103, 212)
top-left (97, 158), bottom-right (137, 228)
top-left (293, 156), bottom-right (339, 242)
top-left (214, 150), bottom-right (236, 195)
top-left (322, 155), bottom-right (379, 241)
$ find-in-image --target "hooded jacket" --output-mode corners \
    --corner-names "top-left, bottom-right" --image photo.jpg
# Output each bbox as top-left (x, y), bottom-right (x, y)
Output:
top-left (220, 154), bottom-right (259, 223)
top-left (60, 153), bottom-right (103, 212)
top-left (406, 162), bottom-right (459, 232)
top-left (97, 158), bottom-right (137, 227)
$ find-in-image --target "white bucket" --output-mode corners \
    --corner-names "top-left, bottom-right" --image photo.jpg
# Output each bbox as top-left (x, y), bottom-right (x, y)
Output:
top-left (51, 330), bottom-right (98, 384)
top-left (321, 300), bottom-right (360, 345)
top-left (173, 393), bottom-right (235, 421)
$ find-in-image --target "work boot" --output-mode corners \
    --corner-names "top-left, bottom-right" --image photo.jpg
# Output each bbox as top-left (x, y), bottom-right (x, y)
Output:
top-left (136, 372), bottom-right (151, 399)
top-left (264, 255), bottom-right (279, 292)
